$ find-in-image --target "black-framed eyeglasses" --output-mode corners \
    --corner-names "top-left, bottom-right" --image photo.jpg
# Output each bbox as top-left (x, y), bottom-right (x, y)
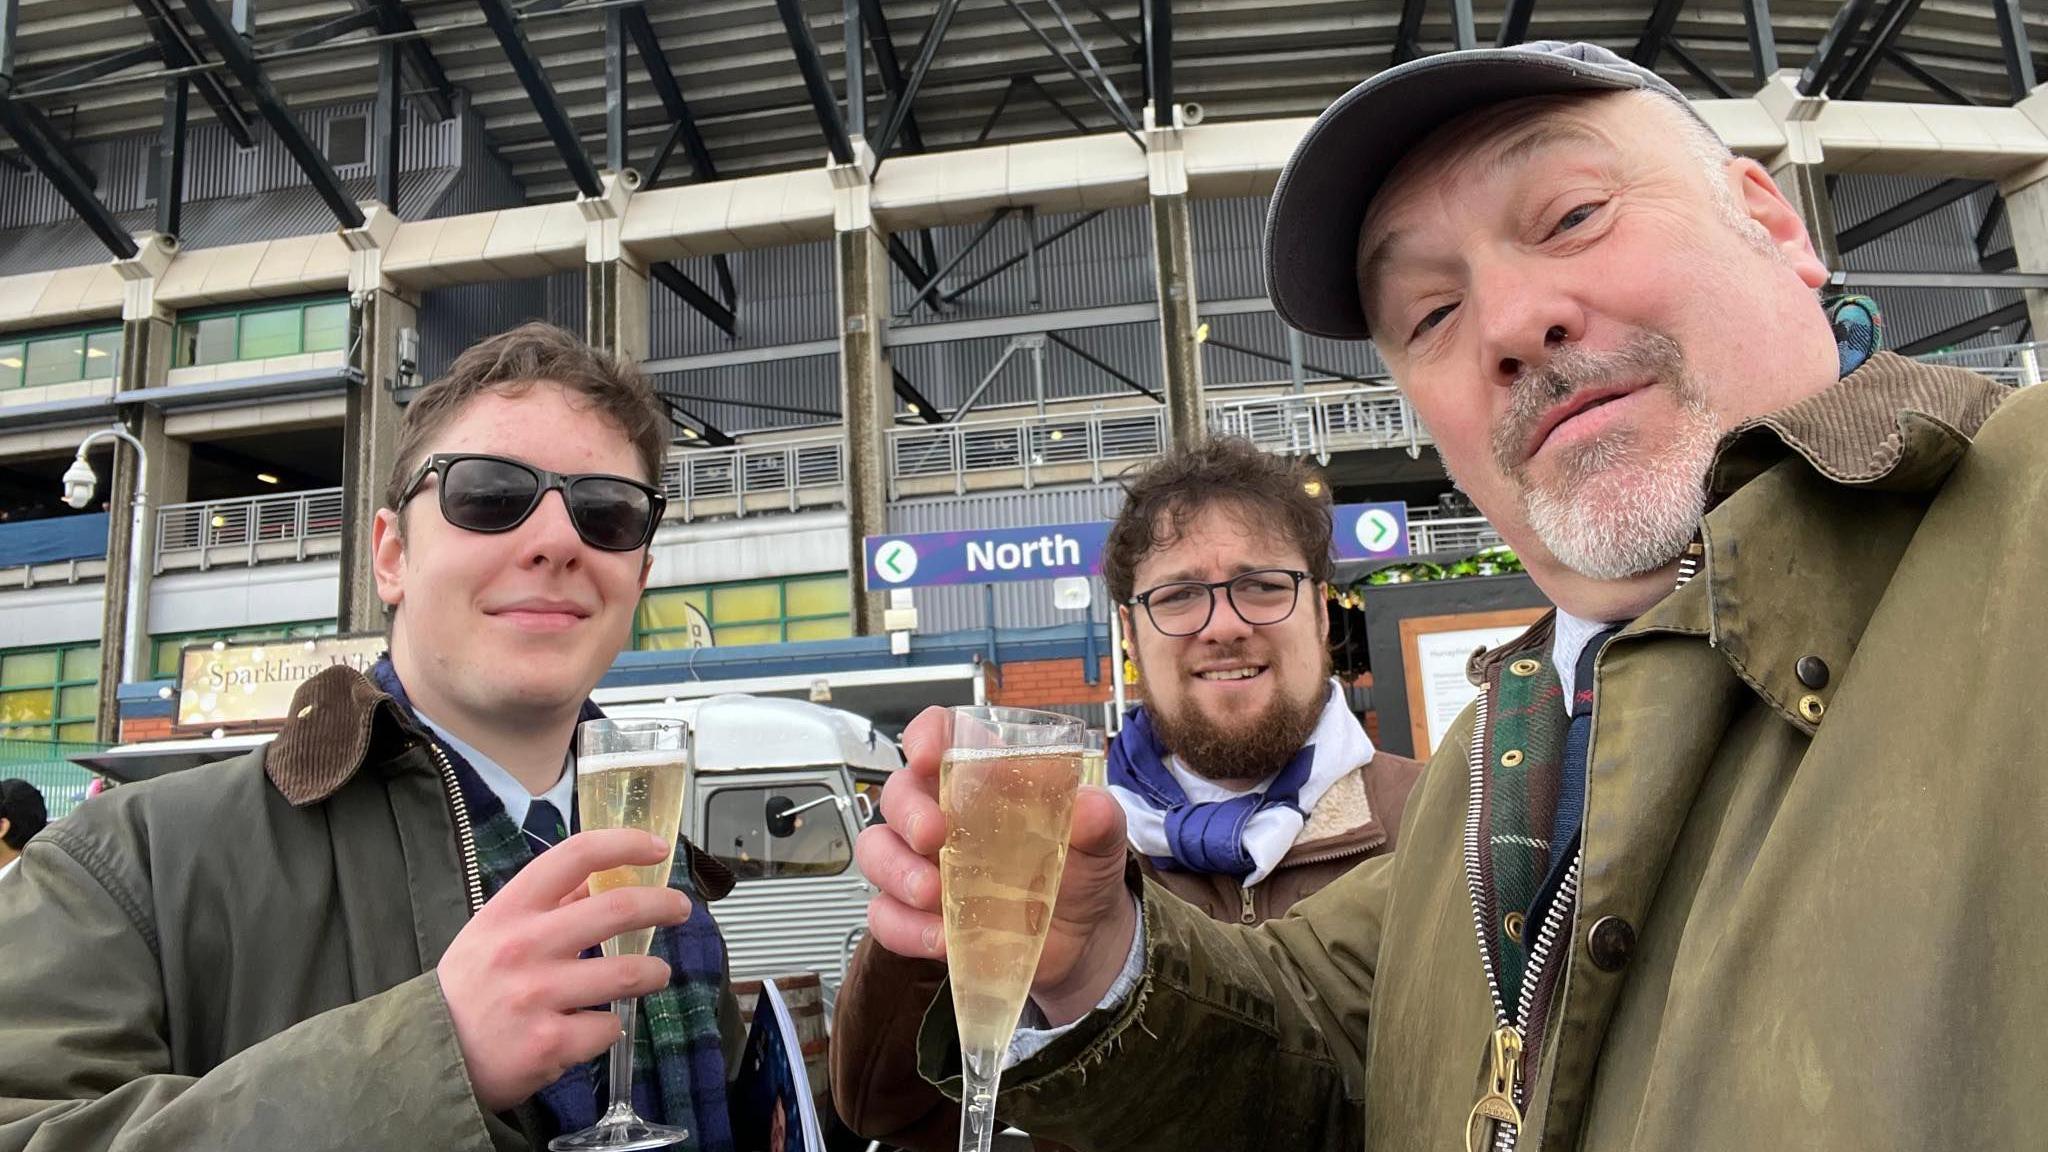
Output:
top-left (398, 452), bottom-right (666, 552)
top-left (1125, 568), bottom-right (1312, 638)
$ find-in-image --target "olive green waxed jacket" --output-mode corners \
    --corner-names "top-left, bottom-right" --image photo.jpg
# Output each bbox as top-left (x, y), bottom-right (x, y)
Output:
top-left (0, 666), bottom-right (739, 1152)
top-left (913, 353), bottom-right (2048, 1151)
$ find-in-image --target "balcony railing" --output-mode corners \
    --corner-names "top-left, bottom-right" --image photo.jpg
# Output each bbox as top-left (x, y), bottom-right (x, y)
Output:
top-left (659, 437), bottom-right (845, 522)
top-left (1206, 385), bottom-right (1429, 461)
top-left (155, 487), bottom-right (345, 572)
top-left (1407, 514), bottom-right (1504, 557)
top-left (886, 408), bottom-right (1169, 497)
top-left (1913, 341), bottom-right (2045, 389)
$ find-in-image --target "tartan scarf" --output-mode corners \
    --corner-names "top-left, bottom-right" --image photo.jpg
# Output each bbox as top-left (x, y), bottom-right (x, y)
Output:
top-left (368, 658), bottom-right (733, 1152)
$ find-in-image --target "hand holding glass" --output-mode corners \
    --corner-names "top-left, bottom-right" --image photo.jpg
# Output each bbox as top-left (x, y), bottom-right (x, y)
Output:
top-left (939, 706), bottom-right (1087, 1152)
top-left (550, 717), bottom-right (692, 1152)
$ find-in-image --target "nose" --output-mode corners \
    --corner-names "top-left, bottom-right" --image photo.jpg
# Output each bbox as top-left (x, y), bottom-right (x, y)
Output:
top-left (1193, 586), bottom-right (1258, 645)
top-left (1471, 259), bottom-right (1585, 387)
top-left (516, 488), bottom-right (584, 571)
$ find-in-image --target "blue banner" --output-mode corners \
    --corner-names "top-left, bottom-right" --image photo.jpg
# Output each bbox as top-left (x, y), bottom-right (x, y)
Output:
top-left (1330, 502), bottom-right (1410, 561)
top-left (864, 521), bottom-right (1110, 589)
top-left (0, 512), bottom-right (109, 566)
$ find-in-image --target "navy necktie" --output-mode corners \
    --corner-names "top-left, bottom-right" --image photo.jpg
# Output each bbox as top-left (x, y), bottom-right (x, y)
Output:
top-left (523, 798), bottom-right (567, 850)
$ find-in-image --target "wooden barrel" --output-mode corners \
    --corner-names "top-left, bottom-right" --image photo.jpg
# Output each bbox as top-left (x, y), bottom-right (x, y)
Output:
top-left (732, 972), bottom-right (830, 1107)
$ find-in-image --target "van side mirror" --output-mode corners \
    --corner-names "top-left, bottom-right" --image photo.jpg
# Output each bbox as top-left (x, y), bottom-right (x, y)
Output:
top-left (765, 795), bottom-right (798, 839)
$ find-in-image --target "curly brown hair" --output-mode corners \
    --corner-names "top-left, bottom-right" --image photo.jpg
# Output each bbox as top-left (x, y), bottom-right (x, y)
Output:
top-left (382, 322), bottom-right (667, 515)
top-left (1102, 437), bottom-right (1335, 604)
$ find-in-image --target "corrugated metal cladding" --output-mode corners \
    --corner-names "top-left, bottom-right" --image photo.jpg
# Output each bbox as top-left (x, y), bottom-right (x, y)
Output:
top-left (651, 242), bottom-right (836, 358)
top-left (0, 98), bottom-right (465, 233)
top-left (889, 483), bottom-right (1128, 634)
top-left (1192, 195), bottom-right (1272, 302)
top-left (652, 352), bottom-right (842, 437)
top-left (890, 321), bottom-right (1166, 414)
top-left (1835, 174), bottom-right (2026, 351)
top-left (889, 205), bottom-right (1157, 325)
top-left (417, 268), bottom-right (584, 384)
top-left (1201, 310), bottom-right (1385, 387)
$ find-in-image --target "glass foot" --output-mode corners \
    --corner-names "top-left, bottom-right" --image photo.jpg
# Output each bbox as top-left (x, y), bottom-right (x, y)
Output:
top-left (547, 1119), bottom-right (689, 1151)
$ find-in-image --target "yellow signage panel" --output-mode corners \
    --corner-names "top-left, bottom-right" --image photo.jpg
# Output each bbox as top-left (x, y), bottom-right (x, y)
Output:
top-left (175, 635), bottom-right (387, 731)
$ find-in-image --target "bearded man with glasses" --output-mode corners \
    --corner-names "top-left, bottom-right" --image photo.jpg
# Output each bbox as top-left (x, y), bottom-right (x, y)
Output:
top-left (830, 436), bottom-right (1423, 1151)
top-left (0, 322), bottom-right (742, 1152)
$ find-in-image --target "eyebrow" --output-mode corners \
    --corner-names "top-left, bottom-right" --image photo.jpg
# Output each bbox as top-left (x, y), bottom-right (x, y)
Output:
top-left (1356, 121), bottom-right (1615, 332)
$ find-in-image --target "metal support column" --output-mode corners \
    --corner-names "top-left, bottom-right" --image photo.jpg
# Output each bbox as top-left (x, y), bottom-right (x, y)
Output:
top-left (588, 259), bottom-right (652, 360)
top-left (338, 289), bottom-right (416, 632)
top-left (2002, 177), bottom-right (2048, 340)
top-left (839, 226), bottom-right (891, 634)
top-left (1151, 192), bottom-right (1204, 446)
top-left (96, 314), bottom-right (182, 739)
top-left (157, 79), bottom-right (188, 238)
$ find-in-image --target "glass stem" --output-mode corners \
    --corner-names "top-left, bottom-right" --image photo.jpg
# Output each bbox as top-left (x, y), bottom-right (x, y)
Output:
top-left (958, 1049), bottom-right (1003, 1152)
top-left (604, 997), bottom-right (638, 1123)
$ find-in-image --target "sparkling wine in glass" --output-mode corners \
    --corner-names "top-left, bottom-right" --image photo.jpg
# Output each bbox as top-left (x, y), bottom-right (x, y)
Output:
top-left (939, 706), bottom-right (1086, 1152)
top-left (550, 717), bottom-right (691, 1152)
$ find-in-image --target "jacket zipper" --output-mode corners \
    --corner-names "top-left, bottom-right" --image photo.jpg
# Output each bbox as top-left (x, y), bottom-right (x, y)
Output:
top-left (1240, 885), bottom-right (1257, 924)
top-left (427, 740), bottom-right (486, 916)
top-left (1461, 679), bottom-right (1581, 1152)
top-left (1285, 832), bottom-right (1387, 869)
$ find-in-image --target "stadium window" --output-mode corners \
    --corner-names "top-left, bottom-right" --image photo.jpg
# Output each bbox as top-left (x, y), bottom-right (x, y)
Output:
top-left (0, 324), bottom-right (125, 391)
top-left (325, 116), bottom-right (369, 169)
top-left (634, 574), bottom-right (853, 651)
top-left (174, 297), bottom-right (351, 368)
top-left (0, 643), bottom-right (102, 745)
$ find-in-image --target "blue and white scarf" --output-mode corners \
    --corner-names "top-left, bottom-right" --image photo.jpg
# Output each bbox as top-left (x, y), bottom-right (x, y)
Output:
top-left (1107, 680), bottom-right (1374, 887)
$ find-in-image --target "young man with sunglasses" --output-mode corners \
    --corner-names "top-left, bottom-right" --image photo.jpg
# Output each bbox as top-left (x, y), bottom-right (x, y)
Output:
top-left (829, 437), bottom-right (1423, 1150)
top-left (0, 322), bottom-right (741, 1152)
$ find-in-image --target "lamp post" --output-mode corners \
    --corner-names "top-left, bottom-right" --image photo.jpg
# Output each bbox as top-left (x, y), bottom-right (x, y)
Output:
top-left (64, 426), bottom-right (150, 685)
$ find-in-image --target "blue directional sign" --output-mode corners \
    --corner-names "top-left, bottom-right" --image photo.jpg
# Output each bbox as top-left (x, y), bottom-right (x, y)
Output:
top-left (1331, 502), bottom-right (1410, 561)
top-left (865, 521), bottom-right (1111, 590)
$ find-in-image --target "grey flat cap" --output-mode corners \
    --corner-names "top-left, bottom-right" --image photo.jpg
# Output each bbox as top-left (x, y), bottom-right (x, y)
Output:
top-left (1264, 41), bottom-right (1704, 341)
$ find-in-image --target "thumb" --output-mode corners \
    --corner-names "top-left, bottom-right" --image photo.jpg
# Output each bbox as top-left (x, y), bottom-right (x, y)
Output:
top-left (1068, 787), bottom-right (1127, 860)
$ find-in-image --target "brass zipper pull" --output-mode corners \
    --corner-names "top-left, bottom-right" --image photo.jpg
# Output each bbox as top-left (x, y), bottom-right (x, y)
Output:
top-left (1465, 1027), bottom-right (1523, 1152)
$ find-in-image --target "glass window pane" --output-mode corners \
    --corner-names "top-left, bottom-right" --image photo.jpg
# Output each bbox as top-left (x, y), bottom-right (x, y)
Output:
top-left (302, 302), bottom-right (349, 353)
top-left (181, 316), bottom-right (237, 366)
top-left (786, 617), bottom-right (852, 642)
top-left (153, 641), bottom-right (185, 679)
top-left (58, 685), bottom-right (98, 721)
top-left (0, 687), bottom-right (54, 725)
top-left (57, 721), bottom-right (97, 743)
top-left (238, 309), bottom-right (301, 360)
top-left (1, 652), bottom-right (58, 688)
top-left (83, 330), bottom-right (122, 379)
top-left (704, 784), bottom-right (851, 880)
top-left (0, 723), bottom-right (55, 742)
top-left (713, 623), bottom-right (778, 647)
top-left (25, 336), bottom-right (84, 387)
top-left (0, 341), bottom-right (23, 387)
top-left (61, 645), bottom-right (100, 680)
top-left (710, 584), bottom-right (779, 625)
top-left (785, 576), bottom-right (848, 618)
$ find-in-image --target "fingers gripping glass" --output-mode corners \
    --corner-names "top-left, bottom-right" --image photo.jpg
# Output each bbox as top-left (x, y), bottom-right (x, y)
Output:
top-left (400, 453), bottom-right (665, 552)
top-left (1126, 569), bottom-right (1311, 637)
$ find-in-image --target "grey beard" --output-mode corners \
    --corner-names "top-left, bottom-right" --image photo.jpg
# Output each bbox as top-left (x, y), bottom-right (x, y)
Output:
top-left (1149, 672), bottom-right (1328, 784)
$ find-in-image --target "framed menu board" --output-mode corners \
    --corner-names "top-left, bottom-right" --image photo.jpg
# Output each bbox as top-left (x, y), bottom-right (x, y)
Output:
top-left (1357, 575), bottom-right (1552, 758)
top-left (1398, 608), bottom-right (1550, 756)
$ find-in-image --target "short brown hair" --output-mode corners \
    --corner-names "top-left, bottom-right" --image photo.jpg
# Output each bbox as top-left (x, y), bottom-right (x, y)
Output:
top-left (1103, 436), bottom-right (1335, 604)
top-left (382, 322), bottom-right (668, 514)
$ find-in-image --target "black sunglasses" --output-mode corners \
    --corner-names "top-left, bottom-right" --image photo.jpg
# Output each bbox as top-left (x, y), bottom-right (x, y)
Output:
top-left (399, 453), bottom-right (666, 552)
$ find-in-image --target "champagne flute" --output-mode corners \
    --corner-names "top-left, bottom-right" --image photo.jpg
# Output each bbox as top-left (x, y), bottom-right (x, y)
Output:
top-left (551, 717), bottom-right (692, 1152)
top-left (939, 706), bottom-right (1087, 1152)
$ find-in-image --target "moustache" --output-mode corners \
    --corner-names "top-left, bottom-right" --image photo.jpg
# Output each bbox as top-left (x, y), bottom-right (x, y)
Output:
top-left (1491, 333), bottom-right (1686, 474)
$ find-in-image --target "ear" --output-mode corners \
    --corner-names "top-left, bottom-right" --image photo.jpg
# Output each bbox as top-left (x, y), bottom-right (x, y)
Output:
top-left (1729, 158), bottom-right (1831, 289)
top-left (1314, 582), bottom-right (1331, 642)
top-left (639, 552), bottom-right (654, 591)
top-left (371, 507), bottom-right (407, 610)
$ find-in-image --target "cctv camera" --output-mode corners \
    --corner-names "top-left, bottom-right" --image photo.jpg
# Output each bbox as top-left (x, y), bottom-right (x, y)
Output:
top-left (61, 457), bottom-right (98, 510)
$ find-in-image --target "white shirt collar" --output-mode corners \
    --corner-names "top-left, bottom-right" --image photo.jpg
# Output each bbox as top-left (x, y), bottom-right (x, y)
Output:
top-left (412, 710), bottom-right (575, 830)
top-left (0, 855), bottom-right (17, 882)
top-left (1551, 608), bottom-right (1627, 713)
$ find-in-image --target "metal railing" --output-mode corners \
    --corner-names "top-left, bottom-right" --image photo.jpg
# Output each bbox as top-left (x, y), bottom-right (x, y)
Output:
top-left (154, 487), bottom-right (344, 572)
top-left (886, 407), bottom-right (1169, 496)
top-left (1207, 385), bottom-right (1429, 460)
top-left (660, 436), bottom-right (845, 521)
top-left (1913, 341), bottom-right (2045, 388)
top-left (1407, 514), bottom-right (1503, 557)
